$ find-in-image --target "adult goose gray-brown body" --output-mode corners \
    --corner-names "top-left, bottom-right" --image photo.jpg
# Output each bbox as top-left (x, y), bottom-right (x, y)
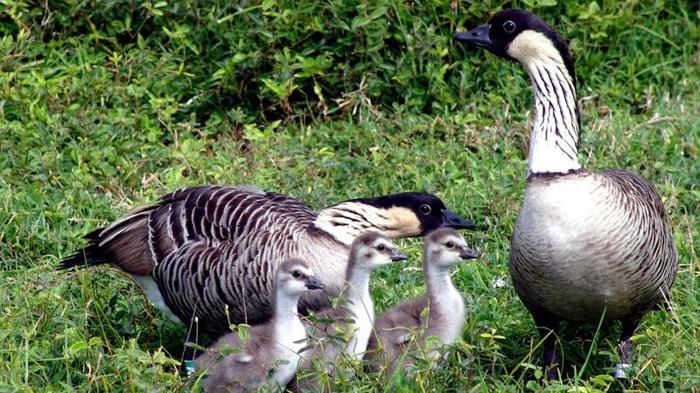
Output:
top-left (291, 232), bottom-right (407, 391)
top-left (60, 185), bottom-right (474, 334)
top-left (196, 258), bottom-right (324, 392)
top-left (454, 10), bottom-right (678, 378)
top-left (366, 228), bottom-right (479, 374)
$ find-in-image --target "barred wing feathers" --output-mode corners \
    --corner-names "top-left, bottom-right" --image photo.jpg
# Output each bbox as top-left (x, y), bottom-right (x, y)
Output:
top-left (61, 185), bottom-right (346, 331)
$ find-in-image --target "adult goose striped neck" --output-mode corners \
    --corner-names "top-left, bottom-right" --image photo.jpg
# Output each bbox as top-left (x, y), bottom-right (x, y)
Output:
top-left (455, 9), bottom-right (678, 379)
top-left (366, 228), bottom-right (479, 374)
top-left (59, 185), bottom-right (475, 334)
top-left (196, 259), bottom-right (324, 392)
top-left (291, 232), bottom-right (407, 391)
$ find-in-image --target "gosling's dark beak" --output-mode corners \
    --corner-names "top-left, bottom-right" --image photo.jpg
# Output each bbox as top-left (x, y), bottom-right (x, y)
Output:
top-left (459, 246), bottom-right (480, 260)
top-left (453, 24), bottom-right (492, 48)
top-left (390, 249), bottom-right (409, 262)
top-left (441, 210), bottom-right (476, 230)
top-left (305, 276), bottom-right (325, 290)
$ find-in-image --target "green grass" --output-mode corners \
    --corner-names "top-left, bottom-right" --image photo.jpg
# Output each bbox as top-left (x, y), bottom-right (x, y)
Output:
top-left (1, 0), bottom-right (699, 391)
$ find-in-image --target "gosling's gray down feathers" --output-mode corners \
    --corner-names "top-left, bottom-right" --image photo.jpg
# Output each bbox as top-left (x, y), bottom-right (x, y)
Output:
top-left (197, 258), bottom-right (323, 392)
top-left (291, 233), bottom-right (406, 391)
top-left (366, 228), bottom-right (479, 373)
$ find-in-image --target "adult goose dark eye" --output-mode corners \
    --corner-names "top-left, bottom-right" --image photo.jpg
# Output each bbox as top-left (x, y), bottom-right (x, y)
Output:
top-left (59, 185), bottom-right (475, 335)
top-left (454, 9), bottom-right (678, 380)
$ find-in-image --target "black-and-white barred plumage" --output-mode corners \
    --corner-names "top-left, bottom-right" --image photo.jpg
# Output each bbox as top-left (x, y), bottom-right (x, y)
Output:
top-left (151, 186), bottom-right (344, 331)
top-left (61, 186), bottom-right (473, 333)
top-left (62, 186), bottom-right (346, 332)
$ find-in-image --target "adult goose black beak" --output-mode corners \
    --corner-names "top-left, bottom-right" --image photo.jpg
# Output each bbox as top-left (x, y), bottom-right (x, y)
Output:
top-left (442, 210), bottom-right (476, 230)
top-left (453, 24), bottom-right (492, 48)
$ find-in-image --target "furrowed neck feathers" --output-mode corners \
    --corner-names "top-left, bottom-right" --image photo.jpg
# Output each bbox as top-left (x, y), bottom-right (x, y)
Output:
top-left (314, 202), bottom-right (403, 245)
top-left (509, 30), bottom-right (582, 175)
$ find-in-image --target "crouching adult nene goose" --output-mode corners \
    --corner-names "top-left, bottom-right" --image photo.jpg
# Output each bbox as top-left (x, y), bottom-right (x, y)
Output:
top-left (454, 10), bottom-right (678, 379)
top-left (60, 185), bottom-right (474, 334)
top-left (196, 258), bottom-right (324, 392)
top-left (291, 232), bottom-right (407, 392)
top-left (366, 228), bottom-right (479, 374)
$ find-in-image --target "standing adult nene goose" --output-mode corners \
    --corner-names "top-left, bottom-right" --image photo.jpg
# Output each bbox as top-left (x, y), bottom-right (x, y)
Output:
top-left (454, 10), bottom-right (678, 378)
top-left (60, 185), bottom-right (474, 334)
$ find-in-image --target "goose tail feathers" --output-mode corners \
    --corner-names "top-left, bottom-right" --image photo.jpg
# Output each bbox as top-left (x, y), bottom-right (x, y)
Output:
top-left (59, 229), bottom-right (112, 270)
top-left (59, 205), bottom-right (155, 274)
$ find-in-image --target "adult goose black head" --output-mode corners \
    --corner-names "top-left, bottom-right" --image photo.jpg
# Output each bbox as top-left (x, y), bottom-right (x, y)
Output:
top-left (314, 192), bottom-right (475, 246)
top-left (454, 10), bottom-right (678, 381)
top-left (454, 10), bottom-right (575, 83)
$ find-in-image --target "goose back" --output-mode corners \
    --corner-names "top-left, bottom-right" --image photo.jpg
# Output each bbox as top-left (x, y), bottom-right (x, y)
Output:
top-left (61, 186), bottom-right (475, 334)
top-left (151, 186), bottom-right (350, 330)
top-left (63, 186), bottom-right (348, 331)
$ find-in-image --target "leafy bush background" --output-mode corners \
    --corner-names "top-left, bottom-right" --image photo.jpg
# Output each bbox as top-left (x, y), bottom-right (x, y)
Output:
top-left (1, 0), bottom-right (698, 391)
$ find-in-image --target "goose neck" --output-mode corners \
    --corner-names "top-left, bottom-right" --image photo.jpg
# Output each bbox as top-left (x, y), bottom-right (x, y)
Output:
top-left (523, 57), bottom-right (582, 176)
top-left (313, 202), bottom-right (407, 245)
top-left (425, 264), bottom-right (458, 303)
top-left (339, 267), bottom-right (373, 313)
top-left (273, 291), bottom-right (302, 327)
top-left (338, 267), bottom-right (375, 360)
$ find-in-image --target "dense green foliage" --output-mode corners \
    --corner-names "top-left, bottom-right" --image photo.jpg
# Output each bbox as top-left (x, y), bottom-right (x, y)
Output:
top-left (1, 0), bottom-right (698, 391)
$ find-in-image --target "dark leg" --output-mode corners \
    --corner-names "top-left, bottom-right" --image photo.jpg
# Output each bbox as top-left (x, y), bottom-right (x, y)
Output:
top-left (614, 316), bottom-right (641, 379)
top-left (534, 316), bottom-right (561, 381)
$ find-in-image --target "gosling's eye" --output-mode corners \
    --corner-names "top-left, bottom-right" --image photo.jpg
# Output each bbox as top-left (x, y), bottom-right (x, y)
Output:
top-left (376, 244), bottom-right (386, 251)
top-left (292, 270), bottom-right (302, 279)
top-left (445, 241), bottom-right (455, 249)
top-left (503, 20), bottom-right (516, 33)
top-left (419, 204), bottom-right (432, 215)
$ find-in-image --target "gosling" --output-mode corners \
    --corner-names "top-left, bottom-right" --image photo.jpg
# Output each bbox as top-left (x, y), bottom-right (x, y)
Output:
top-left (196, 259), bottom-right (324, 392)
top-left (291, 232), bottom-right (407, 391)
top-left (367, 228), bottom-right (479, 373)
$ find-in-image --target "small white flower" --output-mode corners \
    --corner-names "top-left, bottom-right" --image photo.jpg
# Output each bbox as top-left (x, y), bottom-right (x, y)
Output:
top-left (491, 276), bottom-right (507, 289)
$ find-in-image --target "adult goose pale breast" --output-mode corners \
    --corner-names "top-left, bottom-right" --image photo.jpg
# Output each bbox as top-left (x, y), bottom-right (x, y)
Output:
top-left (60, 185), bottom-right (474, 334)
top-left (455, 9), bottom-right (678, 379)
